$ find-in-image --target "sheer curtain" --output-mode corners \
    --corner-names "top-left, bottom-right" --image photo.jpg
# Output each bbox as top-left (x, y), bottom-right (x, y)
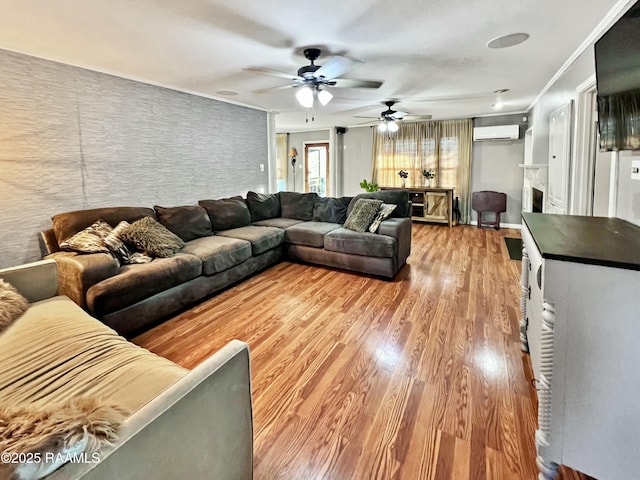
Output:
top-left (372, 118), bottom-right (473, 223)
top-left (276, 133), bottom-right (288, 192)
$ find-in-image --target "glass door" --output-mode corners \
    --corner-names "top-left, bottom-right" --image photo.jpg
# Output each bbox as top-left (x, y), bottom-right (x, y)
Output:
top-left (304, 142), bottom-right (329, 196)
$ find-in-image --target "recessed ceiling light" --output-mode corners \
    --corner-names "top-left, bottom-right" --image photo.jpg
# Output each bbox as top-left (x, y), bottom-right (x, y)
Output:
top-left (487, 33), bottom-right (530, 49)
top-left (216, 90), bottom-right (238, 96)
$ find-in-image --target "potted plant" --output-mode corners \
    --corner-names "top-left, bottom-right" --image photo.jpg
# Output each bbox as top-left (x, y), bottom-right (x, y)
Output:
top-left (422, 169), bottom-right (435, 187)
top-left (398, 170), bottom-right (408, 188)
top-left (359, 179), bottom-right (379, 192)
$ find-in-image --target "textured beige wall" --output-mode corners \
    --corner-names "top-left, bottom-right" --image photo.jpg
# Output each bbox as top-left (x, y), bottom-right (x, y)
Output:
top-left (0, 49), bottom-right (267, 268)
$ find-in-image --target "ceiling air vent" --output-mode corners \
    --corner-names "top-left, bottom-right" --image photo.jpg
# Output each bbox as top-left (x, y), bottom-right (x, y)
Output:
top-left (473, 125), bottom-right (520, 141)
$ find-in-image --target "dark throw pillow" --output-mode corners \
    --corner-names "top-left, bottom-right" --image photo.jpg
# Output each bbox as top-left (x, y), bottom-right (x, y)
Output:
top-left (369, 203), bottom-right (398, 233)
top-left (279, 192), bottom-right (318, 221)
top-left (154, 205), bottom-right (212, 242)
top-left (313, 197), bottom-right (352, 224)
top-left (0, 279), bottom-right (29, 332)
top-left (117, 216), bottom-right (184, 258)
top-left (198, 197), bottom-right (251, 232)
top-left (246, 192), bottom-right (281, 222)
top-left (343, 199), bottom-right (383, 233)
top-left (59, 220), bottom-right (113, 254)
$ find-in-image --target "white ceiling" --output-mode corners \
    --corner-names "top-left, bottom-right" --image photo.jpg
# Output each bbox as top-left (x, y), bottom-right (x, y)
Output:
top-left (0, 0), bottom-right (624, 132)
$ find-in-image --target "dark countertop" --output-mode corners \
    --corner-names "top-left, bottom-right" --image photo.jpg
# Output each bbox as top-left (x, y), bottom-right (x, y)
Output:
top-left (522, 213), bottom-right (640, 271)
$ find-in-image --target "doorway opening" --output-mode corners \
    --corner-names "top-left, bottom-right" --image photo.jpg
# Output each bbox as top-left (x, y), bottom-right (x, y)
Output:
top-left (304, 142), bottom-right (330, 196)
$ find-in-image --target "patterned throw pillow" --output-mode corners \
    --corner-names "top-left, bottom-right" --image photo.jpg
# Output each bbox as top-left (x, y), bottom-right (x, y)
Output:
top-left (116, 216), bottom-right (184, 258)
top-left (0, 279), bottom-right (29, 332)
top-left (59, 220), bottom-right (112, 254)
top-left (103, 221), bottom-right (133, 264)
top-left (369, 203), bottom-right (398, 233)
top-left (343, 199), bottom-right (383, 233)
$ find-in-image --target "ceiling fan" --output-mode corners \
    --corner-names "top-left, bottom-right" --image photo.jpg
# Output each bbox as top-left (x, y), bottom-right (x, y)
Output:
top-left (355, 101), bottom-right (432, 132)
top-left (245, 48), bottom-right (383, 108)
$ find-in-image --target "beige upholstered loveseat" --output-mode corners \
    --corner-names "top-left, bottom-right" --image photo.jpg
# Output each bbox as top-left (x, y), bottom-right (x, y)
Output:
top-left (0, 259), bottom-right (253, 480)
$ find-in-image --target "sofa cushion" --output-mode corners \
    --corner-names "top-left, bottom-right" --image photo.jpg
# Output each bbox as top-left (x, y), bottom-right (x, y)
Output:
top-left (347, 190), bottom-right (411, 218)
top-left (182, 236), bottom-right (252, 276)
top-left (325, 228), bottom-right (396, 258)
top-left (52, 207), bottom-right (155, 244)
top-left (154, 205), bottom-right (212, 242)
top-left (343, 199), bottom-right (383, 233)
top-left (279, 192), bottom-right (318, 221)
top-left (86, 253), bottom-right (202, 316)
top-left (284, 222), bottom-right (342, 248)
top-left (252, 218), bottom-right (304, 229)
top-left (199, 197), bottom-right (251, 232)
top-left (117, 217), bottom-right (185, 258)
top-left (312, 196), bottom-right (352, 224)
top-left (0, 295), bottom-right (187, 411)
top-left (217, 226), bottom-right (284, 256)
top-left (246, 191), bottom-right (281, 222)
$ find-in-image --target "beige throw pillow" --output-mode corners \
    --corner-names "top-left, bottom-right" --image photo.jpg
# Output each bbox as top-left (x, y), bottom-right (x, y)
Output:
top-left (59, 220), bottom-right (112, 254)
top-left (0, 279), bottom-right (29, 333)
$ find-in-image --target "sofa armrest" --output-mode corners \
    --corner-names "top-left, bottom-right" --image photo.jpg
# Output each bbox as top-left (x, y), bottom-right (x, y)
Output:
top-left (46, 252), bottom-right (120, 308)
top-left (0, 259), bottom-right (58, 303)
top-left (49, 340), bottom-right (253, 480)
top-left (378, 217), bottom-right (412, 264)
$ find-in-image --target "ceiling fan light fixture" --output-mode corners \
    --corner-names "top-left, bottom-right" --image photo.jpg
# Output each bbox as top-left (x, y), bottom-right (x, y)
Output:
top-left (296, 86), bottom-right (314, 108)
top-left (378, 122), bottom-right (388, 132)
top-left (387, 121), bottom-right (399, 133)
top-left (317, 88), bottom-right (333, 106)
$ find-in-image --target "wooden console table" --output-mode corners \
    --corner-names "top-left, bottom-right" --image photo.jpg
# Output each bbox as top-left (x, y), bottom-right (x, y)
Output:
top-left (381, 186), bottom-right (454, 227)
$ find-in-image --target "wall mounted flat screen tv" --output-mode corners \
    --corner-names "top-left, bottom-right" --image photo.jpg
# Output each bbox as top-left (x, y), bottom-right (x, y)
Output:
top-left (595, 0), bottom-right (640, 151)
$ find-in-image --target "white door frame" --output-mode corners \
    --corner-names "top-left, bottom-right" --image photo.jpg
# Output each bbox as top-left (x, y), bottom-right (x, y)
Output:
top-left (570, 76), bottom-right (597, 215)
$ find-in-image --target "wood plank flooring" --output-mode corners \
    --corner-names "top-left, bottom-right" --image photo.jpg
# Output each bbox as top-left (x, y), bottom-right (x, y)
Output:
top-left (133, 223), bottom-right (594, 480)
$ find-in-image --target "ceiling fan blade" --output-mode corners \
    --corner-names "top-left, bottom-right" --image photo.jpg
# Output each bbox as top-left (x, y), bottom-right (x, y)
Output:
top-left (356, 120), bottom-right (379, 126)
top-left (244, 67), bottom-right (302, 81)
top-left (402, 114), bottom-right (433, 122)
top-left (332, 78), bottom-right (383, 89)
top-left (392, 111), bottom-right (409, 118)
top-left (353, 115), bottom-right (380, 119)
top-left (253, 84), bottom-right (296, 94)
top-left (313, 56), bottom-right (357, 80)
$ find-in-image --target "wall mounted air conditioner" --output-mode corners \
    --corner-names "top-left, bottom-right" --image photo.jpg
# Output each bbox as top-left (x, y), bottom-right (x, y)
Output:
top-left (473, 124), bottom-right (520, 141)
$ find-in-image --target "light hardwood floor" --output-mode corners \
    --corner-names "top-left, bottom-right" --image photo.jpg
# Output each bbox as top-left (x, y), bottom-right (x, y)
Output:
top-left (133, 223), bottom-right (593, 480)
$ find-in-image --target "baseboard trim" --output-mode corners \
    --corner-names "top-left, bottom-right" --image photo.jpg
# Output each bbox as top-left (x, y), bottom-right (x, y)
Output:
top-left (469, 221), bottom-right (522, 230)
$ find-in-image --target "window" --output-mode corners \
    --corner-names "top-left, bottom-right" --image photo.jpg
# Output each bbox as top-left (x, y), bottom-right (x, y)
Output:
top-left (372, 119), bottom-right (473, 222)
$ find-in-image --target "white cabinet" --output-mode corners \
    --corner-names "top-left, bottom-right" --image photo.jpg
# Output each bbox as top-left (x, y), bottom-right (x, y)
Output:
top-left (520, 213), bottom-right (640, 480)
top-left (546, 103), bottom-right (572, 213)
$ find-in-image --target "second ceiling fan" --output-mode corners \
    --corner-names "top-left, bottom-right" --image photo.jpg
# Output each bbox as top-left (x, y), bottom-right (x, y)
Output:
top-left (356, 101), bottom-right (432, 132)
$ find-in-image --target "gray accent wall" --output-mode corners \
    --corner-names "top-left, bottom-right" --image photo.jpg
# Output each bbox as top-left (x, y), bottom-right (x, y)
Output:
top-left (471, 114), bottom-right (527, 226)
top-left (0, 49), bottom-right (267, 269)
